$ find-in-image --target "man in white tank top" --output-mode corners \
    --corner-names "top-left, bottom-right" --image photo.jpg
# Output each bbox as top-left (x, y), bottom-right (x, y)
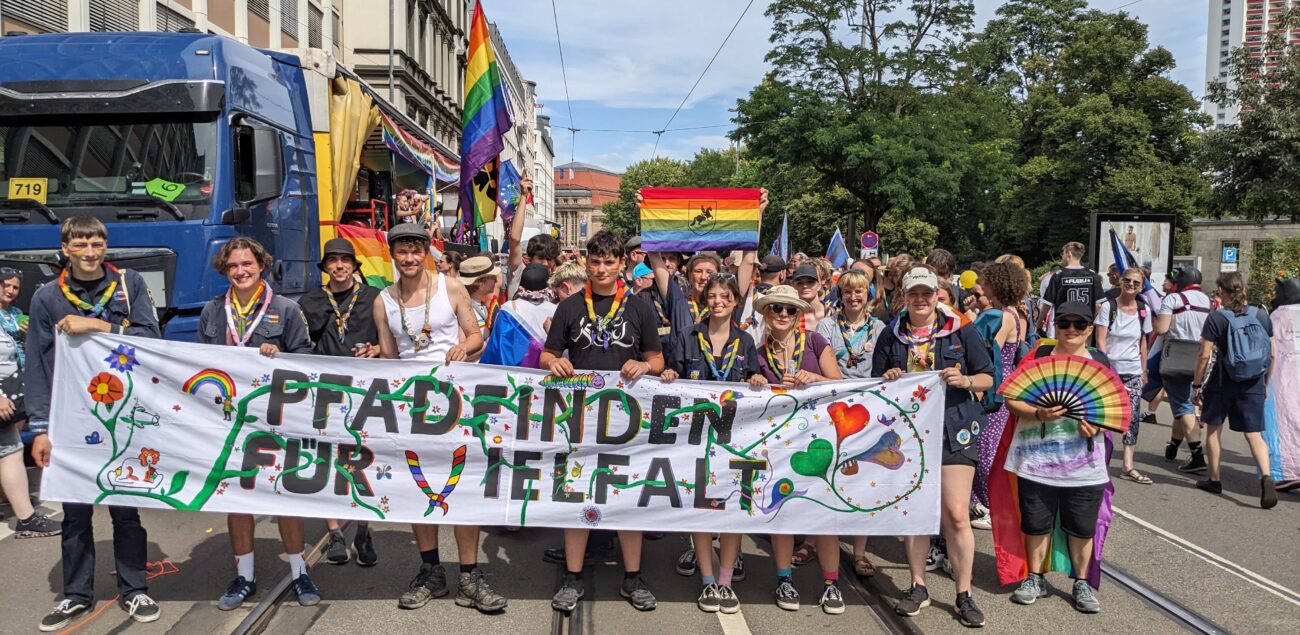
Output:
top-left (372, 225), bottom-right (508, 612)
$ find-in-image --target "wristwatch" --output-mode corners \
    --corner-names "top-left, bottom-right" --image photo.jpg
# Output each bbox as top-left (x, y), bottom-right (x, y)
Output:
top-left (1192, 383), bottom-right (1203, 390)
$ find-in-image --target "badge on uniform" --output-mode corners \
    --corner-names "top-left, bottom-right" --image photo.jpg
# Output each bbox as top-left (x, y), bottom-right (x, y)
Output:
top-left (658, 326), bottom-right (672, 336)
top-left (266, 312), bottom-right (281, 325)
top-left (114, 290), bottom-right (128, 302)
top-left (689, 370), bottom-right (700, 380)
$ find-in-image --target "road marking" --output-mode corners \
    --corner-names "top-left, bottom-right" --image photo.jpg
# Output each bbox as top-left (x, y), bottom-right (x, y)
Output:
top-left (1113, 505), bottom-right (1300, 608)
top-left (717, 609), bottom-right (752, 635)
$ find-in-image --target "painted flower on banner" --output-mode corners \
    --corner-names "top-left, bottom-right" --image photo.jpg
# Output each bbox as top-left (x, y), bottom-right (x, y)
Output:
top-left (580, 505), bottom-right (602, 527)
top-left (104, 344), bottom-right (138, 373)
top-left (87, 372), bottom-right (124, 406)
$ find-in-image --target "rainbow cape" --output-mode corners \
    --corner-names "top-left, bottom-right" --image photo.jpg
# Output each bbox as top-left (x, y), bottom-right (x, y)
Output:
top-left (988, 349), bottom-right (1115, 590)
top-left (457, 0), bottom-right (513, 233)
top-left (639, 187), bottom-right (761, 253)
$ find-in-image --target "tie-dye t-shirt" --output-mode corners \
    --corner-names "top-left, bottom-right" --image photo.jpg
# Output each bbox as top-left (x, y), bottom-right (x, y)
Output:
top-left (1003, 353), bottom-right (1110, 488)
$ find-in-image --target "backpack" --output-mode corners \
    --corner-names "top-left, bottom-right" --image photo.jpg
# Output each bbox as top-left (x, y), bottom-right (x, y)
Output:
top-left (973, 310), bottom-right (1031, 414)
top-left (1105, 295), bottom-right (1147, 330)
top-left (1220, 307), bottom-right (1271, 382)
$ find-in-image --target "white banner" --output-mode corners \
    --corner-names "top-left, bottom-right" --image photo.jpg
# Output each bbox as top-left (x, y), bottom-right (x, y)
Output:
top-left (43, 334), bottom-right (943, 535)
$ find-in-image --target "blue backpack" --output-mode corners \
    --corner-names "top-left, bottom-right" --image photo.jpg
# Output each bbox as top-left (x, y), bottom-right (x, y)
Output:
top-left (1220, 307), bottom-right (1271, 382)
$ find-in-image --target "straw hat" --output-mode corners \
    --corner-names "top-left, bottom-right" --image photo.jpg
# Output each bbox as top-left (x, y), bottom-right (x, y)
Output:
top-left (458, 256), bottom-right (501, 286)
top-left (753, 285), bottom-right (810, 314)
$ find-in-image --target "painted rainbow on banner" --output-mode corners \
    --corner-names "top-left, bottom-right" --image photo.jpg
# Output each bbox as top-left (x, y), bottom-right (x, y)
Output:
top-left (457, 0), bottom-right (513, 232)
top-left (182, 369), bottom-right (236, 398)
top-left (336, 224), bottom-right (395, 289)
top-left (640, 187), bottom-right (762, 253)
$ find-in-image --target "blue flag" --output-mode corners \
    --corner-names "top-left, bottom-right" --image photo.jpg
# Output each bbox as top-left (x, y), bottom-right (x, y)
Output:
top-left (769, 212), bottom-right (789, 261)
top-left (1109, 228), bottom-right (1161, 308)
top-left (497, 159), bottom-right (523, 224)
top-left (826, 227), bottom-right (849, 269)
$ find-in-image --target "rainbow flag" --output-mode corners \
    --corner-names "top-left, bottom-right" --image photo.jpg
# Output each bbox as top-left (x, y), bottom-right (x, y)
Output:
top-left (639, 187), bottom-right (762, 253)
top-left (381, 112), bottom-right (458, 183)
top-left (457, 0), bottom-right (512, 232)
top-left (336, 224), bottom-right (393, 289)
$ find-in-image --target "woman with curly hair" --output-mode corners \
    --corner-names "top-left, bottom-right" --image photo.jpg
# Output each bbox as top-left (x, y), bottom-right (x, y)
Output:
top-left (971, 262), bottom-right (1031, 518)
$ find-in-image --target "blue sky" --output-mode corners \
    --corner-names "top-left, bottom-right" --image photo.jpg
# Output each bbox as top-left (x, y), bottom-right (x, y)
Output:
top-left (487, 0), bottom-right (1208, 171)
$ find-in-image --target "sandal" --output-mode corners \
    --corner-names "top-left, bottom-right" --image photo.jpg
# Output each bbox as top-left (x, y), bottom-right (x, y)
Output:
top-left (791, 542), bottom-right (817, 567)
top-left (1120, 469), bottom-right (1153, 484)
top-left (853, 555), bottom-right (876, 577)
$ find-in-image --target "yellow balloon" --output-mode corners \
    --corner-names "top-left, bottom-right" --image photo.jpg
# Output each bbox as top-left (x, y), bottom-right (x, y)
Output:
top-left (959, 270), bottom-right (978, 290)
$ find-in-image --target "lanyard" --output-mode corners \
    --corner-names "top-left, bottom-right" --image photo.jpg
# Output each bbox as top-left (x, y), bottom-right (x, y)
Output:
top-left (584, 280), bottom-right (628, 350)
top-left (396, 272), bottom-right (434, 352)
top-left (765, 328), bottom-right (806, 378)
top-left (324, 281), bottom-right (361, 344)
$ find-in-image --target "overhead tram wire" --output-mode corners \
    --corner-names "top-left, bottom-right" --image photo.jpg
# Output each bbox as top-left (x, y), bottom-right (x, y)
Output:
top-left (651, 0), bottom-right (756, 158)
top-left (550, 0), bottom-right (579, 162)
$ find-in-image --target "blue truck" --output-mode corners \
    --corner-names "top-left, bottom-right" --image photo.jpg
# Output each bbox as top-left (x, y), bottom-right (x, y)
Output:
top-left (0, 31), bottom-right (457, 340)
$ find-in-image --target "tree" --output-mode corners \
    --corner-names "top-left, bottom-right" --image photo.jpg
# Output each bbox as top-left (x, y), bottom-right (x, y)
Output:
top-left (599, 157), bottom-right (689, 240)
top-left (1198, 7), bottom-right (1300, 223)
top-left (877, 214), bottom-right (939, 257)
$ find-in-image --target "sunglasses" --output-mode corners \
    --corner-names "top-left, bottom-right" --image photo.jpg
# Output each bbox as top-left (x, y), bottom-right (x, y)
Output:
top-left (709, 272), bottom-right (737, 281)
top-left (1121, 279), bottom-right (1143, 287)
top-left (1056, 318), bottom-right (1091, 331)
top-left (767, 304), bottom-right (801, 317)
top-left (0, 267), bottom-right (22, 280)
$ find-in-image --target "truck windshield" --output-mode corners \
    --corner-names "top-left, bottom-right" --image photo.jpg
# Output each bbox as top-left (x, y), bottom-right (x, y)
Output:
top-left (0, 115), bottom-right (218, 221)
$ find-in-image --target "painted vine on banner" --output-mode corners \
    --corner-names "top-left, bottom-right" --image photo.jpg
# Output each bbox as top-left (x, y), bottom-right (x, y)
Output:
top-left (43, 334), bottom-right (944, 535)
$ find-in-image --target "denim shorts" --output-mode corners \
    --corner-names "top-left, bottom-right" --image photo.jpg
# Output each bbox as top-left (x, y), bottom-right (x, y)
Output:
top-left (1202, 390), bottom-right (1265, 433)
top-left (1164, 378), bottom-right (1196, 418)
top-left (0, 424), bottom-right (21, 459)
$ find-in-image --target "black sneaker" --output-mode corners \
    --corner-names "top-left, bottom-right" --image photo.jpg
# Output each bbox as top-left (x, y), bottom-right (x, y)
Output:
top-left (292, 574), bottom-right (321, 606)
top-left (676, 548), bottom-right (697, 576)
top-left (620, 575), bottom-right (657, 611)
top-left (325, 530), bottom-right (350, 565)
top-left (1195, 479), bottom-right (1222, 494)
top-left (456, 569), bottom-right (508, 612)
top-left (121, 593), bottom-right (160, 623)
top-left (552, 575), bottom-right (584, 612)
top-left (774, 577), bottom-right (800, 611)
top-left (717, 584), bottom-right (741, 614)
top-left (732, 553), bottom-right (746, 582)
top-left (1261, 477), bottom-right (1278, 509)
top-left (1178, 451), bottom-right (1207, 473)
top-left (1141, 411), bottom-right (1158, 425)
top-left (217, 576), bottom-right (257, 611)
top-left (39, 600), bottom-right (90, 632)
top-left (543, 546), bottom-right (597, 566)
top-left (1164, 441), bottom-right (1180, 461)
top-left (924, 544), bottom-right (947, 572)
top-left (354, 527), bottom-right (378, 566)
top-left (14, 513), bottom-right (61, 539)
top-left (819, 583), bottom-right (846, 615)
top-left (697, 583), bottom-right (721, 613)
top-left (956, 592), bottom-right (986, 627)
top-left (895, 583), bottom-right (930, 616)
top-left (398, 563), bottom-right (449, 609)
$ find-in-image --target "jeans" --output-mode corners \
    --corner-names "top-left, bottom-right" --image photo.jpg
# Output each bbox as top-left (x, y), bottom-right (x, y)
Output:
top-left (61, 503), bottom-right (148, 604)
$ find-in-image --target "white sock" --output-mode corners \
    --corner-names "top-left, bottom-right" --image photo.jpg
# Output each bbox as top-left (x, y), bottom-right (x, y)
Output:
top-left (235, 552), bottom-right (255, 582)
top-left (287, 552), bottom-right (306, 578)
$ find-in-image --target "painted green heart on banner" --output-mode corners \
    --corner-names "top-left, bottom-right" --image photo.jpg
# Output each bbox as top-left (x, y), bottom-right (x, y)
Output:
top-left (790, 438), bottom-right (834, 478)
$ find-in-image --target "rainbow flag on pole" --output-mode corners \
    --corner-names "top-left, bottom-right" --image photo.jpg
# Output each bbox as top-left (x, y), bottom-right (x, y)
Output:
top-left (639, 187), bottom-right (762, 253)
top-left (457, 0), bottom-right (513, 236)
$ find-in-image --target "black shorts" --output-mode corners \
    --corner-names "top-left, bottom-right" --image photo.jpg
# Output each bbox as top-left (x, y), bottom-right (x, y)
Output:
top-left (942, 442), bottom-right (978, 467)
top-left (1202, 390), bottom-right (1266, 433)
top-left (1017, 478), bottom-right (1105, 539)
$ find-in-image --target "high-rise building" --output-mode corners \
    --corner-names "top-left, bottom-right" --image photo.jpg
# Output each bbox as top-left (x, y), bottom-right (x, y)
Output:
top-left (1205, 0), bottom-right (1299, 125)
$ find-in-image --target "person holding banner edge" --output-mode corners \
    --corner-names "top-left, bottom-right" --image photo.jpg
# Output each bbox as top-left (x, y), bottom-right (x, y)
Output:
top-left (26, 216), bottom-right (162, 630)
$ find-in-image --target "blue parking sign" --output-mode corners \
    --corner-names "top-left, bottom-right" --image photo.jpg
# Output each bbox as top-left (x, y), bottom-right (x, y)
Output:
top-left (1222, 246), bottom-right (1238, 263)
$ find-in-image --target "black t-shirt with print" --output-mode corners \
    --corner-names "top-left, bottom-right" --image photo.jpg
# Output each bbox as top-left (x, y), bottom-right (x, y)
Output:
top-left (544, 289), bottom-right (662, 371)
top-left (1044, 266), bottom-right (1103, 309)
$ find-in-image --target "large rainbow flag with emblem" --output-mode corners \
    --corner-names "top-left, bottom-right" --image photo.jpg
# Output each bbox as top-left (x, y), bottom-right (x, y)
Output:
top-left (639, 187), bottom-right (761, 253)
top-left (457, 0), bottom-right (513, 235)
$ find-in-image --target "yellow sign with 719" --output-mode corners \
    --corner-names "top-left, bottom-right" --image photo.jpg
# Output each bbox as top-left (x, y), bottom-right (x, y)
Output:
top-left (7, 177), bottom-right (49, 204)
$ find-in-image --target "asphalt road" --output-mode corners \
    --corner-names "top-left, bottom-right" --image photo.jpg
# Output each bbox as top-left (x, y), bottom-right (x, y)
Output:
top-left (2, 401), bottom-right (1297, 634)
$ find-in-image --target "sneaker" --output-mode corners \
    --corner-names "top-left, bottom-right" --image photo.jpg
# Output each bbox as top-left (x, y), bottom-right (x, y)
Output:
top-left (620, 575), bottom-right (657, 611)
top-left (398, 563), bottom-right (449, 609)
top-left (14, 513), bottom-right (61, 539)
top-left (1178, 451), bottom-right (1207, 473)
top-left (820, 584), bottom-right (846, 615)
top-left (1072, 579), bottom-right (1101, 613)
top-left (325, 530), bottom-right (350, 565)
top-left (774, 578), bottom-right (800, 611)
top-left (39, 600), bottom-right (90, 632)
top-left (1010, 573), bottom-right (1049, 605)
top-left (895, 583), bottom-right (930, 616)
top-left (969, 502), bottom-right (992, 531)
top-left (717, 584), bottom-right (741, 614)
top-left (676, 547), bottom-right (697, 576)
top-left (1195, 479), bottom-right (1222, 494)
top-left (1164, 441), bottom-right (1180, 461)
top-left (218, 576), bottom-right (257, 611)
top-left (1141, 411), bottom-right (1158, 425)
top-left (551, 575), bottom-right (584, 612)
top-left (1261, 477), bottom-right (1278, 509)
top-left (292, 574), bottom-right (321, 606)
top-left (697, 583), bottom-right (721, 613)
top-left (354, 527), bottom-right (378, 566)
top-left (121, 594), bottom-right (160, 623)
top-left (456, 569), bottom-right (508, 612)
top-left (543, 546), bottom-right (597, 566)
top-left (925, 545), bottom-right (947, 572)
top-left (956, 592), bottom-right (986, 627)
top-left (942, 553), bottom-right (954, 576)
top-left (732, 553), bottom-right (747, 582)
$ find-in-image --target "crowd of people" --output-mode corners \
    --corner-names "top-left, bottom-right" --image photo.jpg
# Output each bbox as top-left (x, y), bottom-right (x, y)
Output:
top-left (1, 176), bottom-right (1295, 631)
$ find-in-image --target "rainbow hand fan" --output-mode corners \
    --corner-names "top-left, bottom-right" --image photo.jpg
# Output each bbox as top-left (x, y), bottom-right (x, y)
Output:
top-left (997, 355), bottom-right (1131, 433)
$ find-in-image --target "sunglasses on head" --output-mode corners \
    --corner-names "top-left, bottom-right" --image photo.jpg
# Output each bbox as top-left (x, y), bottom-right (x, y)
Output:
top-left (0, 267), bottom-right (21, 280)
top-left (767, 304), bottom-right (800, 317)
top-left (710, 272), bottom-right (737, 281)
top-left (1056, 318), bottom-right (1091, 331)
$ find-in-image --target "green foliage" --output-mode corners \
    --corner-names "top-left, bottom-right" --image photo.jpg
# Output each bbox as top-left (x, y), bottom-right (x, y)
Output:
top-left (1198, 7), bottom-right (1300, 223)
top-left (877, 214), bottom-right (939, 257)
top-left (1249, 234), bottom-right (1300, 307)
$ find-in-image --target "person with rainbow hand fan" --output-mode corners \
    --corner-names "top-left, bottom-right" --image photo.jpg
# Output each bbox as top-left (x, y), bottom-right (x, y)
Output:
top-left (991, 300), bottom-right (1117, 616)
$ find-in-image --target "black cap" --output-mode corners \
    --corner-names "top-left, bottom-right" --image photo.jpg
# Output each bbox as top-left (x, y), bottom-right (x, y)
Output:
top-left (625, 236), bottom-right (642, 250)
top-left (1173, 266), bottom-right (1202, 289)
top-left (319, 237), bottom-right (359, 271)
top-left (760, 254), bottom-right (786, 273)
top-left (1055, 301), bottom-right (1094, 322)
top-left (792, 263), bottom-right (819, 281)
top-left (1273, 278), bottom-right (1300, 310)
top-left (520, 263), bottom-right (550, 292)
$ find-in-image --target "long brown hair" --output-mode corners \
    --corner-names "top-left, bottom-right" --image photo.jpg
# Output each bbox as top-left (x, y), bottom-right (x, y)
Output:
top-left (1217, 272), bottom-right (1248, 314)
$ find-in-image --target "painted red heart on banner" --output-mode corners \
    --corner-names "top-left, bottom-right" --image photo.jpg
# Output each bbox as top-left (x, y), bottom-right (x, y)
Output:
top-left (828, 402), bottom-right (869, 446)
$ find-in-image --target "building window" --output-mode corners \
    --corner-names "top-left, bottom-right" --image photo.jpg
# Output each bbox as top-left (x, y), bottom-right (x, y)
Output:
top-left (90, 0), bottom-right (139, 32)
top-left (1, 0), bottom-right (68, 32)
top-left (308, 4), bottom-right (324, 48)
top-left (157, 4), bottom-right (195, 32)
top-left (332, 10), bottom-right (341, 50)
top-left (249, 0), bottom-right (271, 21)
top-left (281, 0), bottom-right (299, 37)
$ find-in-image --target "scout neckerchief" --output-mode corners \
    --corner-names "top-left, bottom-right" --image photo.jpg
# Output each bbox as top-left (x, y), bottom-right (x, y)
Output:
top-left (837, 312), bottom-right (878, 368)
top-left (697, 327), bottom-right (741, 381)
top-left (396, 272), bottom-right (434, 352)
top-left (892, 305), bottom-right (964, 372)
top-left (765, 326), bottom-right (806, 379)
top-left (0, 306), bottom-right (24, 368)
top-left (324, 277), bottom-right (361, 344)
top-left (688, 298), bottom-right (709, 323)
top-left (225, 280), bottom-right (272, 347)
top-left (584, 279), bottom-right (628, 350)
top-left (59, 263), bottom-right (121, 319)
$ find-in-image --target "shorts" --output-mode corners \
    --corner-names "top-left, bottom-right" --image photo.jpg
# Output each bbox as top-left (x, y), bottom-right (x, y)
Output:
top-left (1201, 390), bottom-right (1265, 433)
top-left (1017, 478), bottom-right (1105, 539)
top-left (1141, 352), bottom-right (1163, 402)
top-left (1120, 374), bottom-right (1142, 446)
top-left (1164, 378), bottom-right (1195, 418)
top-left (0, 424), bottom-right (21, 459)
top-left (942, 441), bottom-right (978, 467)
